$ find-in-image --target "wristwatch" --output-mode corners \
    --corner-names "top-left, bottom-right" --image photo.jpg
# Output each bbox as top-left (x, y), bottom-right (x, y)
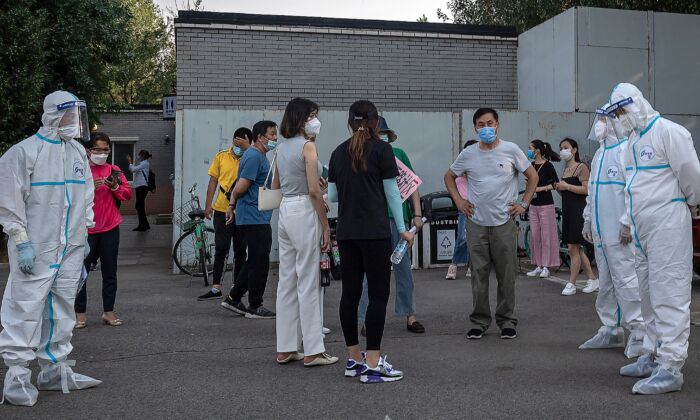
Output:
top-left (519, 201), bottom-right (529, 210)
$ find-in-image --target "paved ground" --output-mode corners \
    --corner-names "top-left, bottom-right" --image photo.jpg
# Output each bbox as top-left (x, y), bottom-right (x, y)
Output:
top-left (1, 217), bottom-right (700, 419)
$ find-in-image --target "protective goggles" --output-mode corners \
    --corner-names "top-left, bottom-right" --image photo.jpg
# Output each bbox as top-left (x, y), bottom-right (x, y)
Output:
top-left (57, 100), bottom-right (90, 143)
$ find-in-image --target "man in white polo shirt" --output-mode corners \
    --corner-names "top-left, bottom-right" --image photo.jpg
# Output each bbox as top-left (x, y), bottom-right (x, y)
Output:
top-left (445, 107), bottom-right (538, 340)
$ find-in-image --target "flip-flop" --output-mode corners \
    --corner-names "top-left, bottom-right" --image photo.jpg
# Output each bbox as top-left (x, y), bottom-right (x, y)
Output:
top-left (74, 321), bottom-right (87, 329)
top-left (102, 317), bottom-right (124, 326)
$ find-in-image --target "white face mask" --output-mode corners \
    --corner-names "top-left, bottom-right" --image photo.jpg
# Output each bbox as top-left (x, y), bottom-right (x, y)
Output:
top-left (304, 117), bottom-right (321, 137)
top-left (560, 149), bottom-right (573, 161)
top-left (90, 153), bottom-right (109, 166)
top-left (58, 124), bottom-right (81, 142)
top-left (593, 121), bottom-right (606, 142)
top-left (379, 134), bottom-right (390, 142)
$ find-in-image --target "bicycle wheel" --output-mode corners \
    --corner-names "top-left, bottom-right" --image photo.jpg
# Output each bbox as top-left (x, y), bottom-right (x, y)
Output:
top-left (173, 226), bottom-right (215, 277)
top-left (524, 226), bottom-right (532, 259)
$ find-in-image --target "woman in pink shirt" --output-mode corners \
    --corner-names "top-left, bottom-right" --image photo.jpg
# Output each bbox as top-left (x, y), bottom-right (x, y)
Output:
top-left (75, 133), bottom-right (132, 328)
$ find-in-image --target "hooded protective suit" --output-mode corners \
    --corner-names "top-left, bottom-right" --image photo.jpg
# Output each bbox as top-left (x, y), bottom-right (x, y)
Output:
top-left (579, 109), bottom-right (645, 358)
top-left (607, 83), bottom-right (700, 394)
top-left (0, 91), bottom-right (101, 406)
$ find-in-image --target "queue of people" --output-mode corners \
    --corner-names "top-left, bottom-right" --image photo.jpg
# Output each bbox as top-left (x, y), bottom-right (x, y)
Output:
top-left (0, 83), bottom-right (699, 405)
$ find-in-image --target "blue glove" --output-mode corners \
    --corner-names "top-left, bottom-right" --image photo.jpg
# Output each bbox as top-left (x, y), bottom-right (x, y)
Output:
top-left (16, 242), bottom-right (35, 275)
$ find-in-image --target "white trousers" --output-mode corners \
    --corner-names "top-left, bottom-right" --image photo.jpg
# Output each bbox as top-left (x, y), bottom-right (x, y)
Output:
top-left (594, 242), bottom-right (645, 336)
top-left (276, 196), bottom-right (324, 355)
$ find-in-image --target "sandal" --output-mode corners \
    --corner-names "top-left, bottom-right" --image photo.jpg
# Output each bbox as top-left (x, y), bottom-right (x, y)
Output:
top-left (277, 352), bottom-right (304, 364)
top-left (102, 316), bottom-right (124, 326)
top-left (74, 321), bottom-right (87, 329)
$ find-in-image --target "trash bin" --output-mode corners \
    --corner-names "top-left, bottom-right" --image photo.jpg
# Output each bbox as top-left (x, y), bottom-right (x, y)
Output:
top-left (419, 191), bottom-right (459, 268)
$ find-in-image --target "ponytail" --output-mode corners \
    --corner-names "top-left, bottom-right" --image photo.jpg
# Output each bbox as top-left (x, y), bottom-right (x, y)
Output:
top-left (347, 100), bottom-right (380, 173)
top-left (530, 139), bottom-right (561, 162)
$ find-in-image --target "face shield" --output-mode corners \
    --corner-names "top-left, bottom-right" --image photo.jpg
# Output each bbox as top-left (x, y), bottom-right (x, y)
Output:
top-left (605, 97), bottom-right (636, 140)
top-left (588, 110), bottom-right (611, 143)
top-left (56, 100), bottom-right (90, 143)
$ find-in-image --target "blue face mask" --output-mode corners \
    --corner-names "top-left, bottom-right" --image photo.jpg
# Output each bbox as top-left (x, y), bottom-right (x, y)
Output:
top-left (265, 140), bottom-right (277, 152)
top-left (527, 150), bottom-right (535, 160)
top-left (233, 146), bottom-right (243, 157)
top-left (477, 127), bottom-right (497, 144)
top-left (379, 134), bottom-right (390, 143)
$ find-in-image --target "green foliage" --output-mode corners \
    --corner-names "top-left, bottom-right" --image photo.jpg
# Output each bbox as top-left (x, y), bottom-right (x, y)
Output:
top-left (0, 0), bottom-right (177, 153)
top-left (105, 0), bottom-right (175, 106)
top-left (438, 0), bottom-right (700, 32)
top-left (0, 0), bottom-right (131, 151)
top-left (417, 14), bottom-right (429, 22)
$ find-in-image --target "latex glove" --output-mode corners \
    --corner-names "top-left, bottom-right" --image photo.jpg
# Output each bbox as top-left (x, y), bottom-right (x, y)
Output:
top-left (16, 242), bottom-right (35, 275)
top-left (619, 225), bottom-right (633, 245)
top-left (582, 220), bottom-right (593, 243)
top-left (83, 237), bottom-right (91, 259)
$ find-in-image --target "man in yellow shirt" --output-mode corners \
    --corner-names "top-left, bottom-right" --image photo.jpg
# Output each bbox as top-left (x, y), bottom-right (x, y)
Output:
top-left (198, 127), bottom-right (252, 300)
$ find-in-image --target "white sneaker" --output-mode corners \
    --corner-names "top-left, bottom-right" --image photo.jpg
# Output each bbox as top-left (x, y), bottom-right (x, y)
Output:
top-left (322, 327), bottom-right (331, 335)
top-left (526, 267), bottom-right (543, 277)
top-left (540, 267), bottom-right (550, 278)
top-left (465, 268), bottom-right (471, 278)
top-left (445, 265), bottom-right (457, 280)
top-left (561, 283), bottom-right (577, 296)
top-left (583, 279), bottom-right (599, 294)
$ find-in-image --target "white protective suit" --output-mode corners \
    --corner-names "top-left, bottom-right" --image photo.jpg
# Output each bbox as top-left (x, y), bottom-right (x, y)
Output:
top-left (0, 91), bottom-right (101, 406)
top-left (579, 112), bottom-right (645, 358)
top-left (607, 83), bottom-right (700, 394)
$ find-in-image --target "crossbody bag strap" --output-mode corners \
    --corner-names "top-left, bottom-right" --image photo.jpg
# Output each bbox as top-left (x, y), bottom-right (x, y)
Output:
top-left (263, 150), bottom-right (278, 189)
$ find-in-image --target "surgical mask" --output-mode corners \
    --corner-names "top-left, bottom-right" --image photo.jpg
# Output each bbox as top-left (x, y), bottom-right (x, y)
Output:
top-left (527, 150), bottom-right (535, 160)
top-left (477, 127), bottom-right (497, 144)
top-left (618, 113), bottom-right (636, 136)
top-left (380, 134), bottom-right (390, 142)
top-left (233, 146), bottom-right (243, 157)
top-left (90, 153), bottom-right (109, 166)
top-left (58, 124), bottom-right (81, 142)
top-left (265, 140), bottom-right (277, 152)
top-left (560, 149), bottom-right (573, 161)
top-left (305, 117), bottom-right (321, 137)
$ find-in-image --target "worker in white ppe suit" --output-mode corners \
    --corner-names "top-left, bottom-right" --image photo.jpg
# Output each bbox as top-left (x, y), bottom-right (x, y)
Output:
top-left (606, 82), bottom-right (700, 395)
top-left (0, 91), bottom-right (101, 406)
top-left (579, 107), bottom-right (645, 358)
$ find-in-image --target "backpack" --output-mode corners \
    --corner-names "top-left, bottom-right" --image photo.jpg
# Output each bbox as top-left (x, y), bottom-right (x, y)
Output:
top-left (142, 169), bottom-right (156, 192)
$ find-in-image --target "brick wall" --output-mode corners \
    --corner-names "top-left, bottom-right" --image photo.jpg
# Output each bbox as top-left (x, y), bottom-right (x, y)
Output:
top-left (96, 110), bottom-right (175, 215)
top-left (176, 18), bottom-right (518, 111)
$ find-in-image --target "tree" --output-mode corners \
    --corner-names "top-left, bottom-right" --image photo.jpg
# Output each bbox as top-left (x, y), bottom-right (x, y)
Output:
top-left (104, 0), bottom-right (175, 107)
top-left (417, 14), bottom-right (429, 22)
top-left (438, 0), bottom-right (700, 32)
top-left (0, 0), bottom-right (131, 152)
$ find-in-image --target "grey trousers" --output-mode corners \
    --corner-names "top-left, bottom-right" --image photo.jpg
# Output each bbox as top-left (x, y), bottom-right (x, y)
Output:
top-left (466, 218), bottom-right (518, 331)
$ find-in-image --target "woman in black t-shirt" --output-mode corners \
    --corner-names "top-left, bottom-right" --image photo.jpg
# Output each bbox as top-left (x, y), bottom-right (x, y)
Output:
top-left (525, 140), bottom-right (561, 279)
top-left (327, 100), bottom-right (413, 384)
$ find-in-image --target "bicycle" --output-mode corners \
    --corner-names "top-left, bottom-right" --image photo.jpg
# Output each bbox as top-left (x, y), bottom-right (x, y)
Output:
top-left (172, 183), bottom-right (215, 286)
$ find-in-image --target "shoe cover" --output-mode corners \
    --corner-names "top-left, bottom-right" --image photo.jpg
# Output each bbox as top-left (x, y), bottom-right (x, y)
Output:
top-left (620, 354), bottom-right (658, 378)
top-left (37, 361), bottom-right (101, 393)
top-left (624, 333), bottom-right (645, 359)
top-left (632, 366), bottom-right (683, 395)
top-left (579, 326), bottom-right (624, 349)
top-left (2, 365), bottom-right (38, 406)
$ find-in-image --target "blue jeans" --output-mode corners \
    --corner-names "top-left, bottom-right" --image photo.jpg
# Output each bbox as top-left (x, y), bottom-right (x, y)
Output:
top-left (358, 219), bottom-right (416, 322)
top-left (451, 213), bottom-right (469, 265)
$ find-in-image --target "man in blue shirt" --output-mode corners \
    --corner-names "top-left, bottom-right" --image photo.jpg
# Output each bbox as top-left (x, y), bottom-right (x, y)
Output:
top-left (221, 120), bottom-right (277, 319)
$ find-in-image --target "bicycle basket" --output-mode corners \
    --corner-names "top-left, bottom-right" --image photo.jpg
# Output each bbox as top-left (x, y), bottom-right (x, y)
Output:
top-left (173, 200), bottom-right (196, 230)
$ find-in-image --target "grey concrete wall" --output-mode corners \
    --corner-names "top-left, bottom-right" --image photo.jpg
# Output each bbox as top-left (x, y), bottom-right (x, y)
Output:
top-left (519, 7), bottom-right (700, 115)
top-left (96, 111), bottom-right (176, 214)
top-left (176, 25), bottom-right (518, 111)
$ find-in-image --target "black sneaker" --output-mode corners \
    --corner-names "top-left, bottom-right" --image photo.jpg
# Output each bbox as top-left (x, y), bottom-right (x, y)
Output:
top-left (221, 297), bottom-right (247, 315)
top-left (245, 306), bottom-right (276, 319)
top-left (198, 289), bottom-right (223, 301)
top-left (500, 328), bottom-right (517, 339)
top-left (467, 328), bottom-right (484, 339)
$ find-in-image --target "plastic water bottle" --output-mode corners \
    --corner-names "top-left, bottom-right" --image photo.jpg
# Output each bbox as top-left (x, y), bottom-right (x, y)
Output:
top-left (390, 217), bottom-right (427, 264)
top-left (320, 252), bottom-right (331, 287)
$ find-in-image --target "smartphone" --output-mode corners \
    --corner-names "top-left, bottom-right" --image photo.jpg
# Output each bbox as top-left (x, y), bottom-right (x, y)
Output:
top-left (109, 169), bottom-right (123, 185)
